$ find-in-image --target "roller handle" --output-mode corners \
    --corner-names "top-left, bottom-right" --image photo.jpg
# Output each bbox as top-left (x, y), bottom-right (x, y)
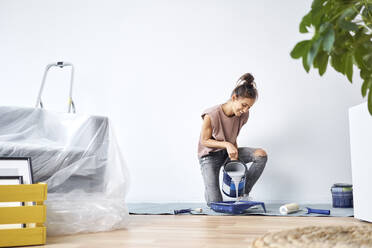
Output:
top-left (306, 207), bottom-right (330, 215)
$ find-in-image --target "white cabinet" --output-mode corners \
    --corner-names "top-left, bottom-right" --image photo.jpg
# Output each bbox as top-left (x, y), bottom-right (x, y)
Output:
top-left (349, 102), bottom-right (372, 222)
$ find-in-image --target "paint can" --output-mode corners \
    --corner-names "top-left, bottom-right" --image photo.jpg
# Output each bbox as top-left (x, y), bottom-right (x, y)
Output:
top-left (331, 183), bottom-right (353, 208)
top-left (221, 159), bottom-right (247, 198)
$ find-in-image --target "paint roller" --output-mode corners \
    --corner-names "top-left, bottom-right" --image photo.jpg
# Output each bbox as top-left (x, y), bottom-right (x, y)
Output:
top-left (279, 203), bottom-right (330, 215)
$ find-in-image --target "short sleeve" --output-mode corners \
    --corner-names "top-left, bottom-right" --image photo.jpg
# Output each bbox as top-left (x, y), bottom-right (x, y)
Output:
top-left (201, 107), bottom-right (220, 137)
top-left (240, 111), bottom-right (249, 126)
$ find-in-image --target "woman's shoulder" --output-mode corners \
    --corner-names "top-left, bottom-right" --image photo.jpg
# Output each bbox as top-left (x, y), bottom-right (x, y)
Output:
top-left (201, 105), bottom-right (222, 131)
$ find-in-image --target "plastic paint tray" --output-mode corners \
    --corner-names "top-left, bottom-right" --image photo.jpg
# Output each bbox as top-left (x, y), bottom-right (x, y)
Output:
top-left (210, 201), bottom-right (266, 214)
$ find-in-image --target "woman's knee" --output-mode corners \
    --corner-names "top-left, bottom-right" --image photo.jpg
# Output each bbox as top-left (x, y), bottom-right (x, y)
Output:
top-left (253, 149), bottom-right (268, 164)
top-left (254, 148), bottom-right (267, 157)
top-left (238, 147), bottom-right (255, 157)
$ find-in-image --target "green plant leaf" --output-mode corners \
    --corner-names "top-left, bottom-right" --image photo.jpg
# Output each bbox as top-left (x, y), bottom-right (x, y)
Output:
top-left (339, 8), bottom-right (357, 22)
top-left (303, 52), bottom-right (310, 72)
top-left (345, 53), bottom-right (354, 83)
top-left (311, 7), bottom-right (324, 29)
top-left (363, 54), bottom-right (372, 69)
top-left (322, 27), bottom-right (335, 52)
top-left (360, 70), bottom-right (370, 81)
top-left (315, 51), bottom-right (329, 76)
top-left (339, 20), bottom-right (359, 31)
top-left (360, 69), bottom-right (371, 80)
top-left (355, 44), bottom-right (371, 71)
top-left (362, 4), bottom-right (372, 29)
top-left (361, 78), bottom-right (372, 97)
top-left (300, 12), bottom-right (312, 33)
top-left (355, 42), bottom-right (372, 71)
top-left (354, 46), bottom-right (365, 69)
top-left (338, 7), bottom-right (359, 31)
top-left (331, 53), bottom-right (346, 75)
top-left (307, 38), bottom-right (322, 67)
top-left (290, 40), bottom-right (311, 59)
top-left (311, 0), bottom-right (324, 10)
top-left (319, 22), bottom-right (330, 33)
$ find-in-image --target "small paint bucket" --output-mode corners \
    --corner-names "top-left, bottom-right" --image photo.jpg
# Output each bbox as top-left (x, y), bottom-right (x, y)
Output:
top-left (222, 160), bottom-right (247, 198)
top-left (331, 183), bottom-right (353, 208)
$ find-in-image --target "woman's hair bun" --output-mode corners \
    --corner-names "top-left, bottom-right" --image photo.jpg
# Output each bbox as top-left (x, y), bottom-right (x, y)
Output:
top-left (232, 72), bottom-right (258, 99)
top-left (240, 73), bottom-right (254, 84)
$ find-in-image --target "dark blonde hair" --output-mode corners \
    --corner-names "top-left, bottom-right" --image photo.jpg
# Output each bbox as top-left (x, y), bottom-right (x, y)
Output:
top-left (231, 73), bottom-right (258, 100)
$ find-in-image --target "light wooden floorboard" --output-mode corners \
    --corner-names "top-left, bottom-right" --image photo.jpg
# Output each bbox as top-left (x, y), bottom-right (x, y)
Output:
top-left (34, 215), bottom-right (369, 248)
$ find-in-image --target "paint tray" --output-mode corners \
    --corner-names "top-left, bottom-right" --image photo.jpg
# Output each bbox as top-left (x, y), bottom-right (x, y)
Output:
top-left (210, 201), bottom-right (266, 214)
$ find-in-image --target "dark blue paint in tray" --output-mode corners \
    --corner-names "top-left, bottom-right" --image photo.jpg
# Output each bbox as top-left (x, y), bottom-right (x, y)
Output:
top-left (210, 201), bottom-right (266, 214)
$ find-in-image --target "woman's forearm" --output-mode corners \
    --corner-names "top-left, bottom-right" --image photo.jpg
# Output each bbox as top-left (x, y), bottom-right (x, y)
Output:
top-left (201, 139), bottom-right (229, 149)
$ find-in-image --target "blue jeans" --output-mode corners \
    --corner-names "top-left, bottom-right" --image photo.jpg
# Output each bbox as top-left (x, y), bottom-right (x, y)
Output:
top-left (198, 147), bottom-right (267, 206)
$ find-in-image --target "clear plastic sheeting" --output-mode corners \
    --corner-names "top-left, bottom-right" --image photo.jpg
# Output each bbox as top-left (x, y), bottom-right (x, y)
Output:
top-left (46, 194), bottom-right (129, 236)
top-left (0, 106), bottom-right (130, 236)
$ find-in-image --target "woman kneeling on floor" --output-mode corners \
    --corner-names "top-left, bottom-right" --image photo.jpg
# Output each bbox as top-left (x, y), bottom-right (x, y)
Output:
top-left (197, 73), bottom-right (268, 206)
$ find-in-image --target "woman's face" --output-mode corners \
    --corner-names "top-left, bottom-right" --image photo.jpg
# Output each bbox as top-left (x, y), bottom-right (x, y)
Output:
top-left (232, 95), bottom-right (255, 117)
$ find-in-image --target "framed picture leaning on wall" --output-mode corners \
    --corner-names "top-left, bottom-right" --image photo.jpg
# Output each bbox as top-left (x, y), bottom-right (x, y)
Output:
top-left (0, 157), bottom-right (33, 184)
top-left (0, 157), bottom-right (35, 227)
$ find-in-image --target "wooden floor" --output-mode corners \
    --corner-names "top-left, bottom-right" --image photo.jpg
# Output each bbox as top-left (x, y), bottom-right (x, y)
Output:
top-left (35, 215), bottom-right (368, 248)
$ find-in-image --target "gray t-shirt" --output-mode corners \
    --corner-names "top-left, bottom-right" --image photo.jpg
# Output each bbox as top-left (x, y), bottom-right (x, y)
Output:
top-left (197, 104), bottom-right (249, 158)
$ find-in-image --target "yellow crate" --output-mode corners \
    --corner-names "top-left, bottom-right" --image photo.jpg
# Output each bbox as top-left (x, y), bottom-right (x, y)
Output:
top-left (0, 183), bottom-right (47, 247)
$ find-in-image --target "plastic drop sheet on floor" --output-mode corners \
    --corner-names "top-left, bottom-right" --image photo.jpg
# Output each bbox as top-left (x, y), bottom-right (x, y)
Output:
top-left (128, 203), bottom-right (353, 217)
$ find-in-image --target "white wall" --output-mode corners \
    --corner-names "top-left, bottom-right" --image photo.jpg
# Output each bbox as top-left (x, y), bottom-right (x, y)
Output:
top-left (0, 0), bottom-right (365, 203)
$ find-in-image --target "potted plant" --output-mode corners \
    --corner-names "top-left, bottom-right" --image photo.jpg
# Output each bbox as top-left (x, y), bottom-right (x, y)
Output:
top-left (290, 0), bottom-right (372, 222)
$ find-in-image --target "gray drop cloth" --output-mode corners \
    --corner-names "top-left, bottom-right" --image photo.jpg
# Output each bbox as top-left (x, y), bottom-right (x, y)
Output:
top-left (128, 203), bottom-right (354, 217)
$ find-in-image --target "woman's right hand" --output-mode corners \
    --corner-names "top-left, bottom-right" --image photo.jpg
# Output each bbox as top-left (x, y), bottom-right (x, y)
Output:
top-left (225, 142), bottom-right (238, 160)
